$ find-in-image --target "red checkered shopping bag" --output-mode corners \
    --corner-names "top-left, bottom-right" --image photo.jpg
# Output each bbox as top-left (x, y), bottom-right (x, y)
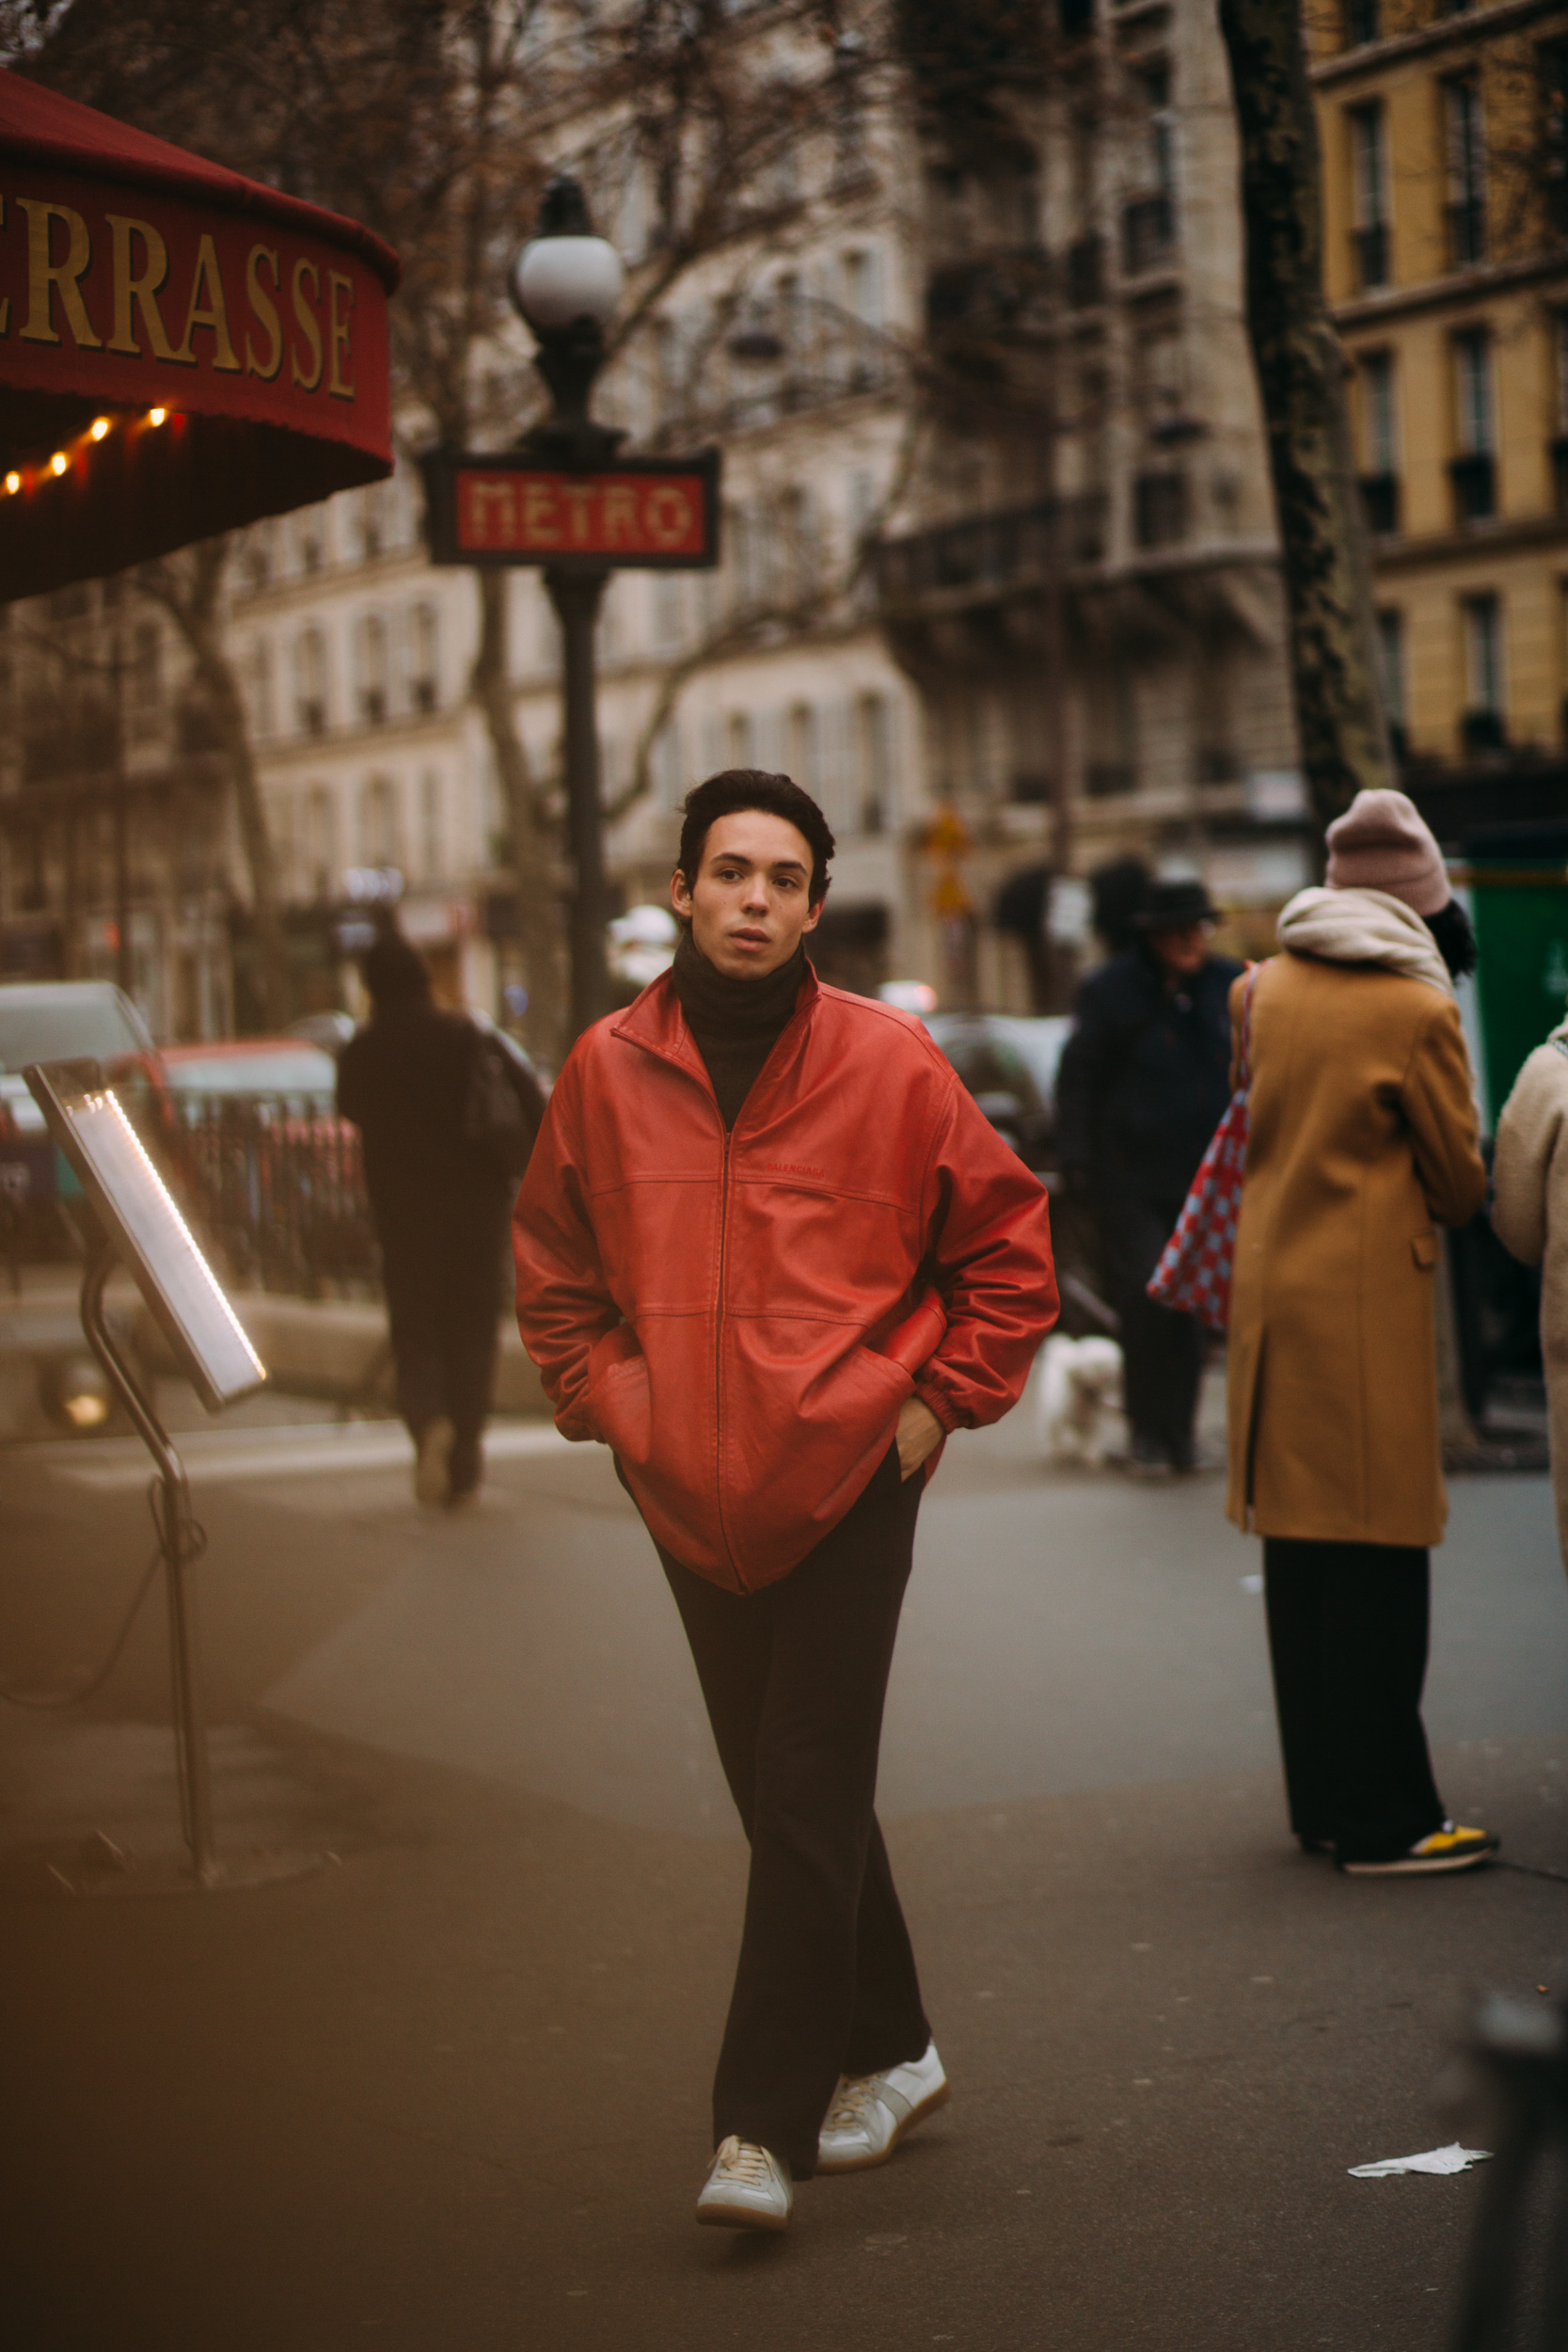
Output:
top-left (1146, 966), bottom-right (1259, 1334)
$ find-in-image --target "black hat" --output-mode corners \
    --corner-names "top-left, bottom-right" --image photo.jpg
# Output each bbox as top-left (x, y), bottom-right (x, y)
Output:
top-left (1133, 878), bottom-right (1220, 932)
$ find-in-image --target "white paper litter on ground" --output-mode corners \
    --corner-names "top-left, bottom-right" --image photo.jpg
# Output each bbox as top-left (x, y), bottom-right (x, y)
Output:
top-left (1348, 2143), bottom-right (1492, 2179)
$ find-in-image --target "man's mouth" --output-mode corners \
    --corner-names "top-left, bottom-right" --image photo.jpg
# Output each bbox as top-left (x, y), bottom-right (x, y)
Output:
top-left (731, 928), bottom-right (770, 946)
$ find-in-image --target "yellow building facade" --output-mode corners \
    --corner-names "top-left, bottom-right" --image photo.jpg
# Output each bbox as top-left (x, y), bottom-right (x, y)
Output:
top-left (1312, 0), bottom-right (1568, 821)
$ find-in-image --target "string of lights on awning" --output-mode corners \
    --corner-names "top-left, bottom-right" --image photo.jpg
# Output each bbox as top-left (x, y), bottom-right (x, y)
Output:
top-left (0, 71), bottom-right (400, 598)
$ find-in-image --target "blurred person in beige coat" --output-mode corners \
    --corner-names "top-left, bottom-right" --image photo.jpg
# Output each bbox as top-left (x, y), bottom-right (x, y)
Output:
top-left (1492, 1017), bottom-right (1568, 1570)
top-left (1227, 790), bottom-right (1495, 1876)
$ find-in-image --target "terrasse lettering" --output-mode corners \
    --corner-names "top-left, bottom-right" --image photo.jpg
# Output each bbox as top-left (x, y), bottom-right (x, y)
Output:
top-left (0, 190), bottom-right (357, 399)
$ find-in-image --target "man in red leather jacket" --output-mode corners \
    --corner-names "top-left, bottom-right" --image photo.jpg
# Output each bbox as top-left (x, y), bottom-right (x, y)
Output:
top-left (515, 770), bottom-right (1057, 2233)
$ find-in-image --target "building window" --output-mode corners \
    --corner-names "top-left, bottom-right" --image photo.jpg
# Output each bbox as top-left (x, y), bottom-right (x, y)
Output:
top-left (725, 712), bottom-right (753, 770)
top-left (1544, 42), bottom-right (1568, 237)
top-left (1358, 350), bottom-right (1400, 533)
top-left (652, 722), bottom-right (684, 810)
top-left (857, 692), bottom-right (893, 834)
top-left (245, 636), bottom-right (273, 739)
top-left (1375, 608), bottom-right (1406, 753)
top-left (294, 628), bottom-right (327, 735)
top-left (1461, 593), bottom-right (1505, 750)
top-left (1133, 469), bottom-right (1188, 548)
top-left (786, 702), bottom-right (820, 802)
top-left (360, 774), bottom-right (400, 870)
top-left (420, 771), bottom-right (441, 882)
top-left (653, 573), bottom-right (684, 652)
top-left (1449, 330), bottom-right (1496, 522)
top-left (1343, 1), bottom-right (1379, 45)
top-left (304, 786), bottom-right (336, 898)
top-left (129, 620), bottom-right (164, 733)
top-left (1445, 79), bottom-right (1487, 269)
top-left (410, 604), bottom-right (438, 713)
top-left (356, 614), bottom-right (388, 726)
top-left (1348, 103), bottom-right (1390, 289)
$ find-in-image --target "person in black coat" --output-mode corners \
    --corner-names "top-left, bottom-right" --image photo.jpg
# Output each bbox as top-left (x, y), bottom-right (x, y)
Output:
top-left (337, 931), bottom-right (546, 1506)
top-left (1054, 878), bottom-right (1243, 1472)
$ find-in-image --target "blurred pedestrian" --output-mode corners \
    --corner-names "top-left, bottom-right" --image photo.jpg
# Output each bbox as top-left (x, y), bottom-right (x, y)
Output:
top-left (1491, 1013), bottom-right (1568, 1571)
top-left (1055, 877), bottom-right (1243, 1471)
top-left (515, 769), bottom-right (1057, 2235)
top-left (1229, 789), bottom-right (1496, 1875)
top-left (338, 932), bottom-right (545, 1509)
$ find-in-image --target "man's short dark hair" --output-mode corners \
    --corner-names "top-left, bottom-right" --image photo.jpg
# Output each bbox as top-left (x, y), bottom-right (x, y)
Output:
top-left (677, 770), bottom-right (835, 906)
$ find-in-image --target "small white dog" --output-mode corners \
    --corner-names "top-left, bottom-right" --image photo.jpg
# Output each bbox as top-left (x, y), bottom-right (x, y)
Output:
top-left (1036, 1333), bottom-right (1126, 1466)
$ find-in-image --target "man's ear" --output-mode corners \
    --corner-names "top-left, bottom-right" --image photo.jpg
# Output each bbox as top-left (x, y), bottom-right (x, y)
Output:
top-left (671, 867), bottom-right (693, 922)
top-left (801, 882), bottom-right (828, 934)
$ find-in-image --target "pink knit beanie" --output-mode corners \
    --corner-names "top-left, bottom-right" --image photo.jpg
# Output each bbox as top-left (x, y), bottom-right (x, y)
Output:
top-left (1324, 788), bottom-right (1450, 915)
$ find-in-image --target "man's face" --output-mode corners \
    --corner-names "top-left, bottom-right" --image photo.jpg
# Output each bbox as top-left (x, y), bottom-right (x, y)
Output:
top-left (672, 810), bottom-right (823, 978)
top-left (1148, 920), bottom-right (1212, 979)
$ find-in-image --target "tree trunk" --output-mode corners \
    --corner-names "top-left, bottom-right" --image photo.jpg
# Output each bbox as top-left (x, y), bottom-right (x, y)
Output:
top-left (471, 569), bottom-right (565, 1060)
top-left (139, 539), bottom-right (291, 1032)
top-left (1216, 0), bottom-right (1392, 830)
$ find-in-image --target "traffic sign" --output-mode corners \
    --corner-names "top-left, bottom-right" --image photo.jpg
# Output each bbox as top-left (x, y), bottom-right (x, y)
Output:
top-left (420, 449), bottom-right (721, 569)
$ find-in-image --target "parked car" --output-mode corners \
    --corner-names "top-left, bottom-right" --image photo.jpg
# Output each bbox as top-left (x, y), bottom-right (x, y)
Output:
top-left (922, 1012), bottom-right (1072, 1172)
top-left (287, 1009), bottom-right (356, 1057)
top-left (162, 1038), bottom-right (339, 1108)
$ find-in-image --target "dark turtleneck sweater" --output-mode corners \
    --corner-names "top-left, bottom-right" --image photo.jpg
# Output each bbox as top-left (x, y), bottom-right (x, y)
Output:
top-left (671, 927), bottom-right (806, 1130)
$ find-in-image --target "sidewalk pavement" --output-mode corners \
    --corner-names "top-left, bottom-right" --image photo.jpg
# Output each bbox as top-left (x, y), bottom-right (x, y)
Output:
top-left (1, 1409), bottom-right (1565, 2351)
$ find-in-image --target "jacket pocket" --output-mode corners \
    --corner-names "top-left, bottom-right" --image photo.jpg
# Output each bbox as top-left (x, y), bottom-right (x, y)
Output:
top-left (1411, 1232), bottom-right (1438, 1271)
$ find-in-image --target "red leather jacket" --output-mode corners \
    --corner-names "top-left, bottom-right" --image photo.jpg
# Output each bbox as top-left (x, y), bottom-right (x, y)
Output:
top-left (513, 965), bottom-right (1058, 1592)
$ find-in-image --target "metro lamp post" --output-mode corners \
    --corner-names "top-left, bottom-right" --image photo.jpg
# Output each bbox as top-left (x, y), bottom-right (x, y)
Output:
top-left (509, 176), bottom-right (626, 1041)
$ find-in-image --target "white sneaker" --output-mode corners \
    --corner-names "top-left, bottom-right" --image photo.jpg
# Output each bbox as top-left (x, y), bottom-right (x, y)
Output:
top-left (816, 2042), bottom-right (949, 2172)
top-left (414, 1415), bottom-right (455, 1507)
top-left (695, 2137), bottom-right (793, 2231)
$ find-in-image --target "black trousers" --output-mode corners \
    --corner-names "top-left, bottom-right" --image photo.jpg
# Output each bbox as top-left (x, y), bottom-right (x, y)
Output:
top-left (1262, 1537), bottom-right (1446, 1864)
top-left (377, 1204), bottom-right (508, 1497)
top-left (1100, 1195), bottom-right (1206, 1464)
top-left (654, 1443), bottom-right (930, 2178)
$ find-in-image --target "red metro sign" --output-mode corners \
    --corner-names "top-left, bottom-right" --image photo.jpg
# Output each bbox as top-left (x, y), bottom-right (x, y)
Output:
top-left (421, 450), bottom-right (721, 570)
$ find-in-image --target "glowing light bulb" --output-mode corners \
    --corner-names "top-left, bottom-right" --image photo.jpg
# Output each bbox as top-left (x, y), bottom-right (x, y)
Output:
top-left (3, 471), bottom-right (19, 495)
top-left (89, 416), bottom-right (110, 440)
top-left (50, 452), bottom-right (68, 476)
top-left (148, 406), bottom-right (167, 426)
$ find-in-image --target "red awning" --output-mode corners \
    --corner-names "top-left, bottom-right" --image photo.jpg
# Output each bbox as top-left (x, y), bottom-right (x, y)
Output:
top-left (0, 72), bottom-right (401, 598)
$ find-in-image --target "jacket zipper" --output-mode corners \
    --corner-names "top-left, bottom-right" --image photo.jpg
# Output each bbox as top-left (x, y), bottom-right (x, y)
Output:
top-left (713, 1123), bottom-right (737, 1584)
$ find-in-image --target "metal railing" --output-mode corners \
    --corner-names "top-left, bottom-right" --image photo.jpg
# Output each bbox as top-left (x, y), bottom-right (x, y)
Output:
top-left (872, 493), bottom-right (1108, 607)
top-left (161, 1093), bottom-right (379, 1299)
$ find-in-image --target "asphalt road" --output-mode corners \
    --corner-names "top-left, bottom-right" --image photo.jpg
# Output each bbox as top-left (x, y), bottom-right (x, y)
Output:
top-left (1, 1387), bottom-right (1565, 2351)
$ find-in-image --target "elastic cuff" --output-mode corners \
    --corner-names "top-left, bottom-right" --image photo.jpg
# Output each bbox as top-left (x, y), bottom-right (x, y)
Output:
top-left (912, 1378), bottom-right (961, 1435)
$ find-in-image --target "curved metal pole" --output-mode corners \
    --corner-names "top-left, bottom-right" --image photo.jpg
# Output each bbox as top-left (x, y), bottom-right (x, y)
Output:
top-left (79, 1233), bottom-right (217, 1887)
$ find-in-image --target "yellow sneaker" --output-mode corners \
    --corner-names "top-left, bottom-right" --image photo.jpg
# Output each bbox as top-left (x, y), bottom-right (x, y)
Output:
top-left (1340, 1822), bottom-right (1499, 1876)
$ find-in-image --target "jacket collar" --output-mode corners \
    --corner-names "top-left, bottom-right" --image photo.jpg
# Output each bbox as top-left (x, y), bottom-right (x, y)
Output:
top-left (612, 958), bottom-right (824, 1078)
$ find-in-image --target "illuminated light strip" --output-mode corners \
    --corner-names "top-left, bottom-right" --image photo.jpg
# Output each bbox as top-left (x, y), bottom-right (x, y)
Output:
top-left (1, 407), bottom-right (176, 499)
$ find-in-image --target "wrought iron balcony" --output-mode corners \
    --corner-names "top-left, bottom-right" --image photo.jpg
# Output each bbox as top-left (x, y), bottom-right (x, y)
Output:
top-left (872, 493), bottom-right (1108, 607)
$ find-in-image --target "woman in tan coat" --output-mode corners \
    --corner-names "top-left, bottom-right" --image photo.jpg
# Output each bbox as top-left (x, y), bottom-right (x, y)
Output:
top-left (1492, 1018), bottom-right (1568, 1571)
top-left (1227, 790), bottom-right (1495, 1876)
